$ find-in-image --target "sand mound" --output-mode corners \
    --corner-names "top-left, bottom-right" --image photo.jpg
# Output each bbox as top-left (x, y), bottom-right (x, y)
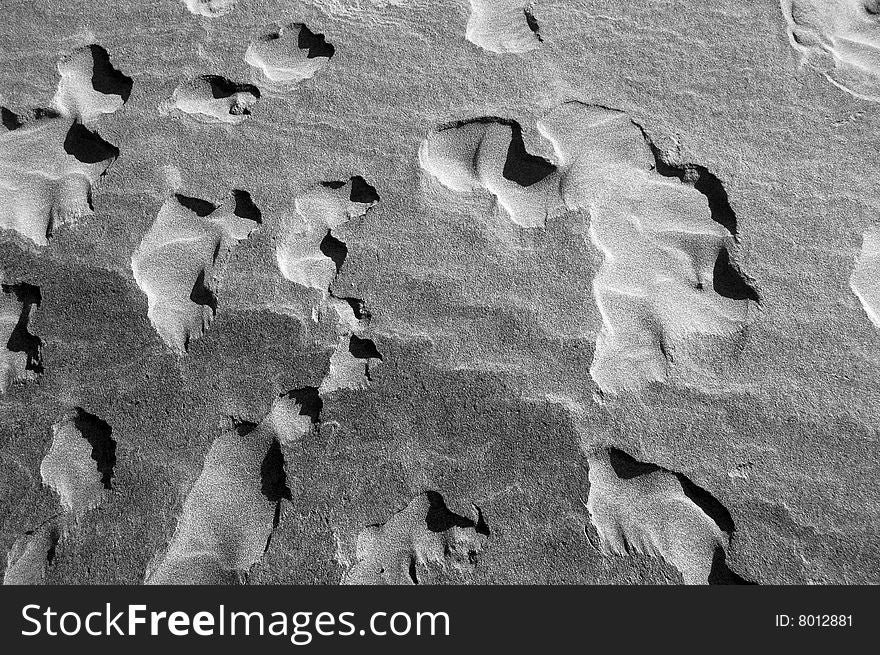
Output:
top-left (245, 24), bottom-right (335, 90)
top-left (145, 394), bottom-right (309, 584)
top-left (322, 296), bottom-right (382, 397)
top-left (0, 282), bottom-right (42, 393)
top-left (276, 177), bottom-right (379, 293)
top-left (2, 519), bottom-right (61, 585)
top-left (466, 1), bottom-right (543, 54)
top-left (131, 192), bottom-right (259, 353)
top-left (0, 114), bottom-right (118, 245)
top-left (264, 387), bottom-right (322, 448)
top-left (11, 409), bottom-right (113, 583)
top-left (40, 409), bottom-right (115, 516)
top-left (781, 0), bottom-right (880, 101)
top-left (318, 298), bottom-right (382, 394)
top-left (851, 226), bottom-right (880, 326)
top-left (161, 75), bottom-right (259, 124)
top-left (52, 44), bottom-right (132, 125)
top-left (344, 491), bottom-right (489, 584)
top-left (181, 0), bottom-right (235, 18)
top-left (0, 45), bottom-right (127, 245)
top-left (319, 333), bottom-right (383, 394)
top-left (419, 118), bottom-right (558, 228)
top-left (538, 102), bottom-right (756, 394)
top-left (276, 176), bottom-right (383, 394)
top-left (586, 448), bottom-right (749, 585)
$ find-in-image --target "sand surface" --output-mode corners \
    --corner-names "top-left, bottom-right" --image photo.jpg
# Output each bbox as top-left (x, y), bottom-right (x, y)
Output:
top-left (0, 0), bottom-right (878, 585)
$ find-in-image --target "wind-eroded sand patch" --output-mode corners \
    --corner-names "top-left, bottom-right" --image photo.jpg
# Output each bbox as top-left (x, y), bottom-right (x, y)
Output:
top-left (0, 282), bottom-right (42, 393)
top-left (586, 448), bottom-right (750, 585)
top-left (466, 0), bottom-right (543, 54)
top-left (145, 394), bottom-right (314, 584)
top-left (131, 192), bottom-right (259, 353)
top-left (851, 226), bottom-right (880, 326)
top-left (275, 177), bottom-right (379, 293)
top-left (181, 0), bottom-right (235, 18)
top-left (2, 519), bottom-right (61, 585)
top-left (6, 408), bottom-right (115, 584)
top-left (0, 116), bottom-right (118, 245)
top-left (419, 118), bottom-right (558, 228)
top-left (0, 44), bottom-right (128, 245)
top-left (537, 102), bottom-right (756, 394)
top-left (245, 23), bottom-right (335, 91)
top-left (781, 0), bottom-right (880, 101)
top-left (160, 76), bottom-right (259, 124)
top-left (40, 409), bottom-right (116, 516)
top-left (52, 44), bottom-right (132, 125)
top-left (276, 177), bottom-right (384, 393)
top-left (344, 491), bottom-right (489, 584)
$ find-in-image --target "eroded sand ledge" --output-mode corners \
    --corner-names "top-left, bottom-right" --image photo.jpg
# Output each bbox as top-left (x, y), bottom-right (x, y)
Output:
top-left (421, 103), bottom-right (757, 395)
top-left (345, 491), bottom-right (489, 585)
top-left (781, 0), bottom-right (880, 101)
top-left (586, 448), bottom-right (749, 585)
top-left (145, 394), bottom-right (312, 584)
top-left (0, 44), bottom-right (129, 246)
top-left (538, 103), bottom-right (757, 394)
top-left (131, 193), bottom-right (259, 354)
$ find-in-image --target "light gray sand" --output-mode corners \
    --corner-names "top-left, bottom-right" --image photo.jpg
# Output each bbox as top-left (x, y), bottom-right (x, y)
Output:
top-left (0, 0), bottom-right (878, 585)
